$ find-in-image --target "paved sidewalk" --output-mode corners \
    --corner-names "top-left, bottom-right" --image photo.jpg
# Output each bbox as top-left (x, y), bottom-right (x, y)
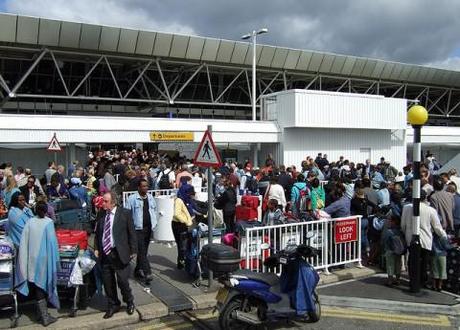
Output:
top-left (319, 273), bottom-right (460, 315)
top-left (0, 242), bottom-right (404, 330)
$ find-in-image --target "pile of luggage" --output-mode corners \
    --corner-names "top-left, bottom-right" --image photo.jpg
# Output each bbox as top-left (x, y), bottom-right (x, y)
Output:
top-left (235, 195), bottom-right (259, 222)
top-left (51, 199), bottom-right (92, 233)
top-left (55, 229), bottom-right (95, 316)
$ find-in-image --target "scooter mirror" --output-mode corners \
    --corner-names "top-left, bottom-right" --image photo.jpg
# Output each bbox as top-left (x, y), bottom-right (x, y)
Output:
top-left (260, 243), bottom-right (270, 250)
top-left (305, 231), bottom-right (315, 240)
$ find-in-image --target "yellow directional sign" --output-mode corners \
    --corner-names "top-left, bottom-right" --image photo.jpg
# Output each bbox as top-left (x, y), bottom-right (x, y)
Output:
top-left (149, 131), bottom-right (194, 142)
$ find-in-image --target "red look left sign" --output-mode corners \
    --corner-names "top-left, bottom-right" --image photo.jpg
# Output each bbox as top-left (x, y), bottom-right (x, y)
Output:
top-left (335, 217), bottom-right (358, 244)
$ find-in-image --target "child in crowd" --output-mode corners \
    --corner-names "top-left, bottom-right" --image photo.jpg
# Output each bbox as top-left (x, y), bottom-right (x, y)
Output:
top-left (382, 215), bottom-right (406, 287)
top-left (431, 232), bottom-right (452, 291)
top-left (262, 199), bottom-right (285, 226)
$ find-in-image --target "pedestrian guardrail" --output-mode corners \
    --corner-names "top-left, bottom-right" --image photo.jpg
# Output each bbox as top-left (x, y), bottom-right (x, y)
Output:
top-left (240, 216), bottom-right (362, 274)
top-left (122, 187), bottom-right (208, 207)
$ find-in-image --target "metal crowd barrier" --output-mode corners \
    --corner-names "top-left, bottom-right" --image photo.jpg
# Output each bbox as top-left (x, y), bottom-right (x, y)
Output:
top-left (241, 216), bottom-right (362, 275)
top-left (122, 187), bottom-right (208, 207)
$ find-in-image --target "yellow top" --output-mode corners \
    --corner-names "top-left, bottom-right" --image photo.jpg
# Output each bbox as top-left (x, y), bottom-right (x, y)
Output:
top-left (173, 198), bottom-right (193, 226)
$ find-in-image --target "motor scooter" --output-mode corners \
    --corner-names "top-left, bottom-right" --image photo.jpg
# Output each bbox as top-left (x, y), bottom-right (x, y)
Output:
top-left (215, 233), bottom-right (321, 330)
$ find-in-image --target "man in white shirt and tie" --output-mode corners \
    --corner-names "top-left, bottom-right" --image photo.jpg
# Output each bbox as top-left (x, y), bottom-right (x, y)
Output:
top-left (95, 192), bottom-right (137, 319)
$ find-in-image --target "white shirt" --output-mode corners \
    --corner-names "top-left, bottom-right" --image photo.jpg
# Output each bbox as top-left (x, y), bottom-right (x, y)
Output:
top-left (103, 207), bottom-right (117, 249)
top-left (400, 202), bottom-right (446, 251)
top-left (266, 184), bottom-right (287, 208)
top-left (27, 187), bottom-right (36, 205)
top-left (450, 176), bottom-right (460, 194)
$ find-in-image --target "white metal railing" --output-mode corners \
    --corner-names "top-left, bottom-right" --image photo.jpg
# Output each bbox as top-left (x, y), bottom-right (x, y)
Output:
top-left (122, 187), bottom-right (208, 207)
top-left (240, 216), bottom-right (362, 274)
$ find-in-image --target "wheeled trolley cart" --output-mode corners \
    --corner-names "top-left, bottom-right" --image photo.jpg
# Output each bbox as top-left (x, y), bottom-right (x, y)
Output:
top-left (57, 245), bottom-right (81, 317)
top-left (0, 253), bottom-right (19, 328)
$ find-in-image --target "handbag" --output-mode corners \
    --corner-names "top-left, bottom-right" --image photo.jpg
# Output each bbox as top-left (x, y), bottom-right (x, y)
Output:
top-left (315, 190), bottom-right (325, 209)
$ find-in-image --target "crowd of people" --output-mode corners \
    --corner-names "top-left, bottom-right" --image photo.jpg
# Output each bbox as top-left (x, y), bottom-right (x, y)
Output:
top-left (0, 148), bottom-right (459, 325)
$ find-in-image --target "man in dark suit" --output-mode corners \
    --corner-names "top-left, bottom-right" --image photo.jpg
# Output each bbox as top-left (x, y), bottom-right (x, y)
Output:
top-left (95, 191), bottom-right (137, 319)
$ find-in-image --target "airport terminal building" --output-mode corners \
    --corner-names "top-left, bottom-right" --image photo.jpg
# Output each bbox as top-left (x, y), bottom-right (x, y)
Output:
top-left (1, 13), bottom-right (460, 171)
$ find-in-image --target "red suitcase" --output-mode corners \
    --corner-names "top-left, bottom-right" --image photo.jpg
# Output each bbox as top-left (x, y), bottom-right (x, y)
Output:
top-left (56, 229), bottom-right (88, 250)
top-left (235, 206), bottom-right (258, 221)
top-left (241, 195), bottom-right (259, 209)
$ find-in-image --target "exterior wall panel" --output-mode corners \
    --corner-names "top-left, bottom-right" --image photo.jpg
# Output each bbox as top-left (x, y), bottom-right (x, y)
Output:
top-left (38, 19), bottom-right (60, 46)
top-left (59, 21), bottom-right (81, 48)
top-left (16, 16), bottom-right (39, 44)
top-left (265, 90), bottom-right (406, 130)
top-left (0, 14), bottom-right (17, 42)
top-left (282, 128), bottom-right (406, 171)
top-left (118, 29), bottom-right (138, 54)
top-left (0, 114), bottom-right (279, 144)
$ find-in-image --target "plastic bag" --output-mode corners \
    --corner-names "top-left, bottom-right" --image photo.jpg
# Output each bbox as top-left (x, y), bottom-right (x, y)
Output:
top-left (213, 208), bottom-right (224, 228)
top-left (0, 236), bottom-right (15, 259)
top-left (79, 255), bottom-right (96, 276)
top-left (69, 261), bottom-right (83, 286)
top-left (373, 217), bottom-right (385, 231)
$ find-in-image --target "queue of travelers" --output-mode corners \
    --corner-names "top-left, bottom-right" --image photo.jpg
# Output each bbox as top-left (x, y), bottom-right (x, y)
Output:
top-left (0, 148), bottom-right (458, 326)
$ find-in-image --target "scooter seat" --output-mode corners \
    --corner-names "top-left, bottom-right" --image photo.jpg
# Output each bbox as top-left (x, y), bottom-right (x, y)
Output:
top-left (232, 269), bottom-right (279, 286)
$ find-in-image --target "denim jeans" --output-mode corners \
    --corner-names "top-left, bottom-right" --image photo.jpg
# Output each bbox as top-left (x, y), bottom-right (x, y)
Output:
top-left (361, 218), bottom-right (369, 251)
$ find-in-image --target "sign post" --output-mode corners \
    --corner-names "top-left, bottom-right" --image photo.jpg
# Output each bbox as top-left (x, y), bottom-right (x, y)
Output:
top-left (193, 125), bottom-right (222, 288)
top-left (47, 132), bottom-right (62, 165)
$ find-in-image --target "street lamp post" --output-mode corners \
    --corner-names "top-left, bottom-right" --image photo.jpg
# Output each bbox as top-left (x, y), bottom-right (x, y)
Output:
top-left (407, 104), bottom-right (428, 293)
top-left (241, 28), bottom-right (268, 122)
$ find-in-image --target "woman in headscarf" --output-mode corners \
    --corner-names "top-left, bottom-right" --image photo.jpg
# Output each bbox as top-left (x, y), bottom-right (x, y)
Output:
top-left (7, 192), bottom-right (34, 247)
top-left (15, 201), bottom-right (59, 327)
top-left (171, 184), bottom-right (195, 269)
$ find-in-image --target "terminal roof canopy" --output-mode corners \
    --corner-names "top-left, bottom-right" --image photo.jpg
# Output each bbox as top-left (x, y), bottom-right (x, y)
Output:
top-left (0, 13), bottom-right (459, 89)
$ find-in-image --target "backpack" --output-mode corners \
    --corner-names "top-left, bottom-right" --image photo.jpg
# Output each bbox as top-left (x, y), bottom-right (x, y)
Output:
top-left (245, 175), bottom-right (258, 194)
top-left (389, 231), bottom-right (407, 255)
top-left (294, 185), bottom-right (310, 212)
top-left (158, 170), bottom-right (172, 189)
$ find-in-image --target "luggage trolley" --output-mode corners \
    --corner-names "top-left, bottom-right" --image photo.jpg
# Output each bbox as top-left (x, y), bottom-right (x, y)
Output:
top-left (0, 242), bottom-right (19, 328)
top-left (192, 225), bottom-right (224, 287)
top-left (57, 245), bottom-right (81, 317)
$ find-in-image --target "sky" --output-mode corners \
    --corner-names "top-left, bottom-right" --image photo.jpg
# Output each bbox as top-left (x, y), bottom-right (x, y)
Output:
top-left (1, 0), bottom-right (460, 71)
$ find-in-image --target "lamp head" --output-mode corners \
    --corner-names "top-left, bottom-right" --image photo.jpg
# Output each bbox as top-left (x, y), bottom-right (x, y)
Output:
top-left (241, 34), bottom-right (251, 40)
top-left (407, 105), bottom-right (428, 126)
top-left (257, 28), bottom-right (268, 35)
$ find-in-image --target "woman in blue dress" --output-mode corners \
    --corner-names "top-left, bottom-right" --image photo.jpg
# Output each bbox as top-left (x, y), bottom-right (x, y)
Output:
top-left (7, 192), bottom-right (34, 247)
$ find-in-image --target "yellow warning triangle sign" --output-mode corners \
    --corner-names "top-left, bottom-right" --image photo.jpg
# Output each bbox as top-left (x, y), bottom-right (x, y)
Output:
top-left (193, 130), bottom-right (222, 167)
top-left (47, 133), bottom-right (62, 152)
